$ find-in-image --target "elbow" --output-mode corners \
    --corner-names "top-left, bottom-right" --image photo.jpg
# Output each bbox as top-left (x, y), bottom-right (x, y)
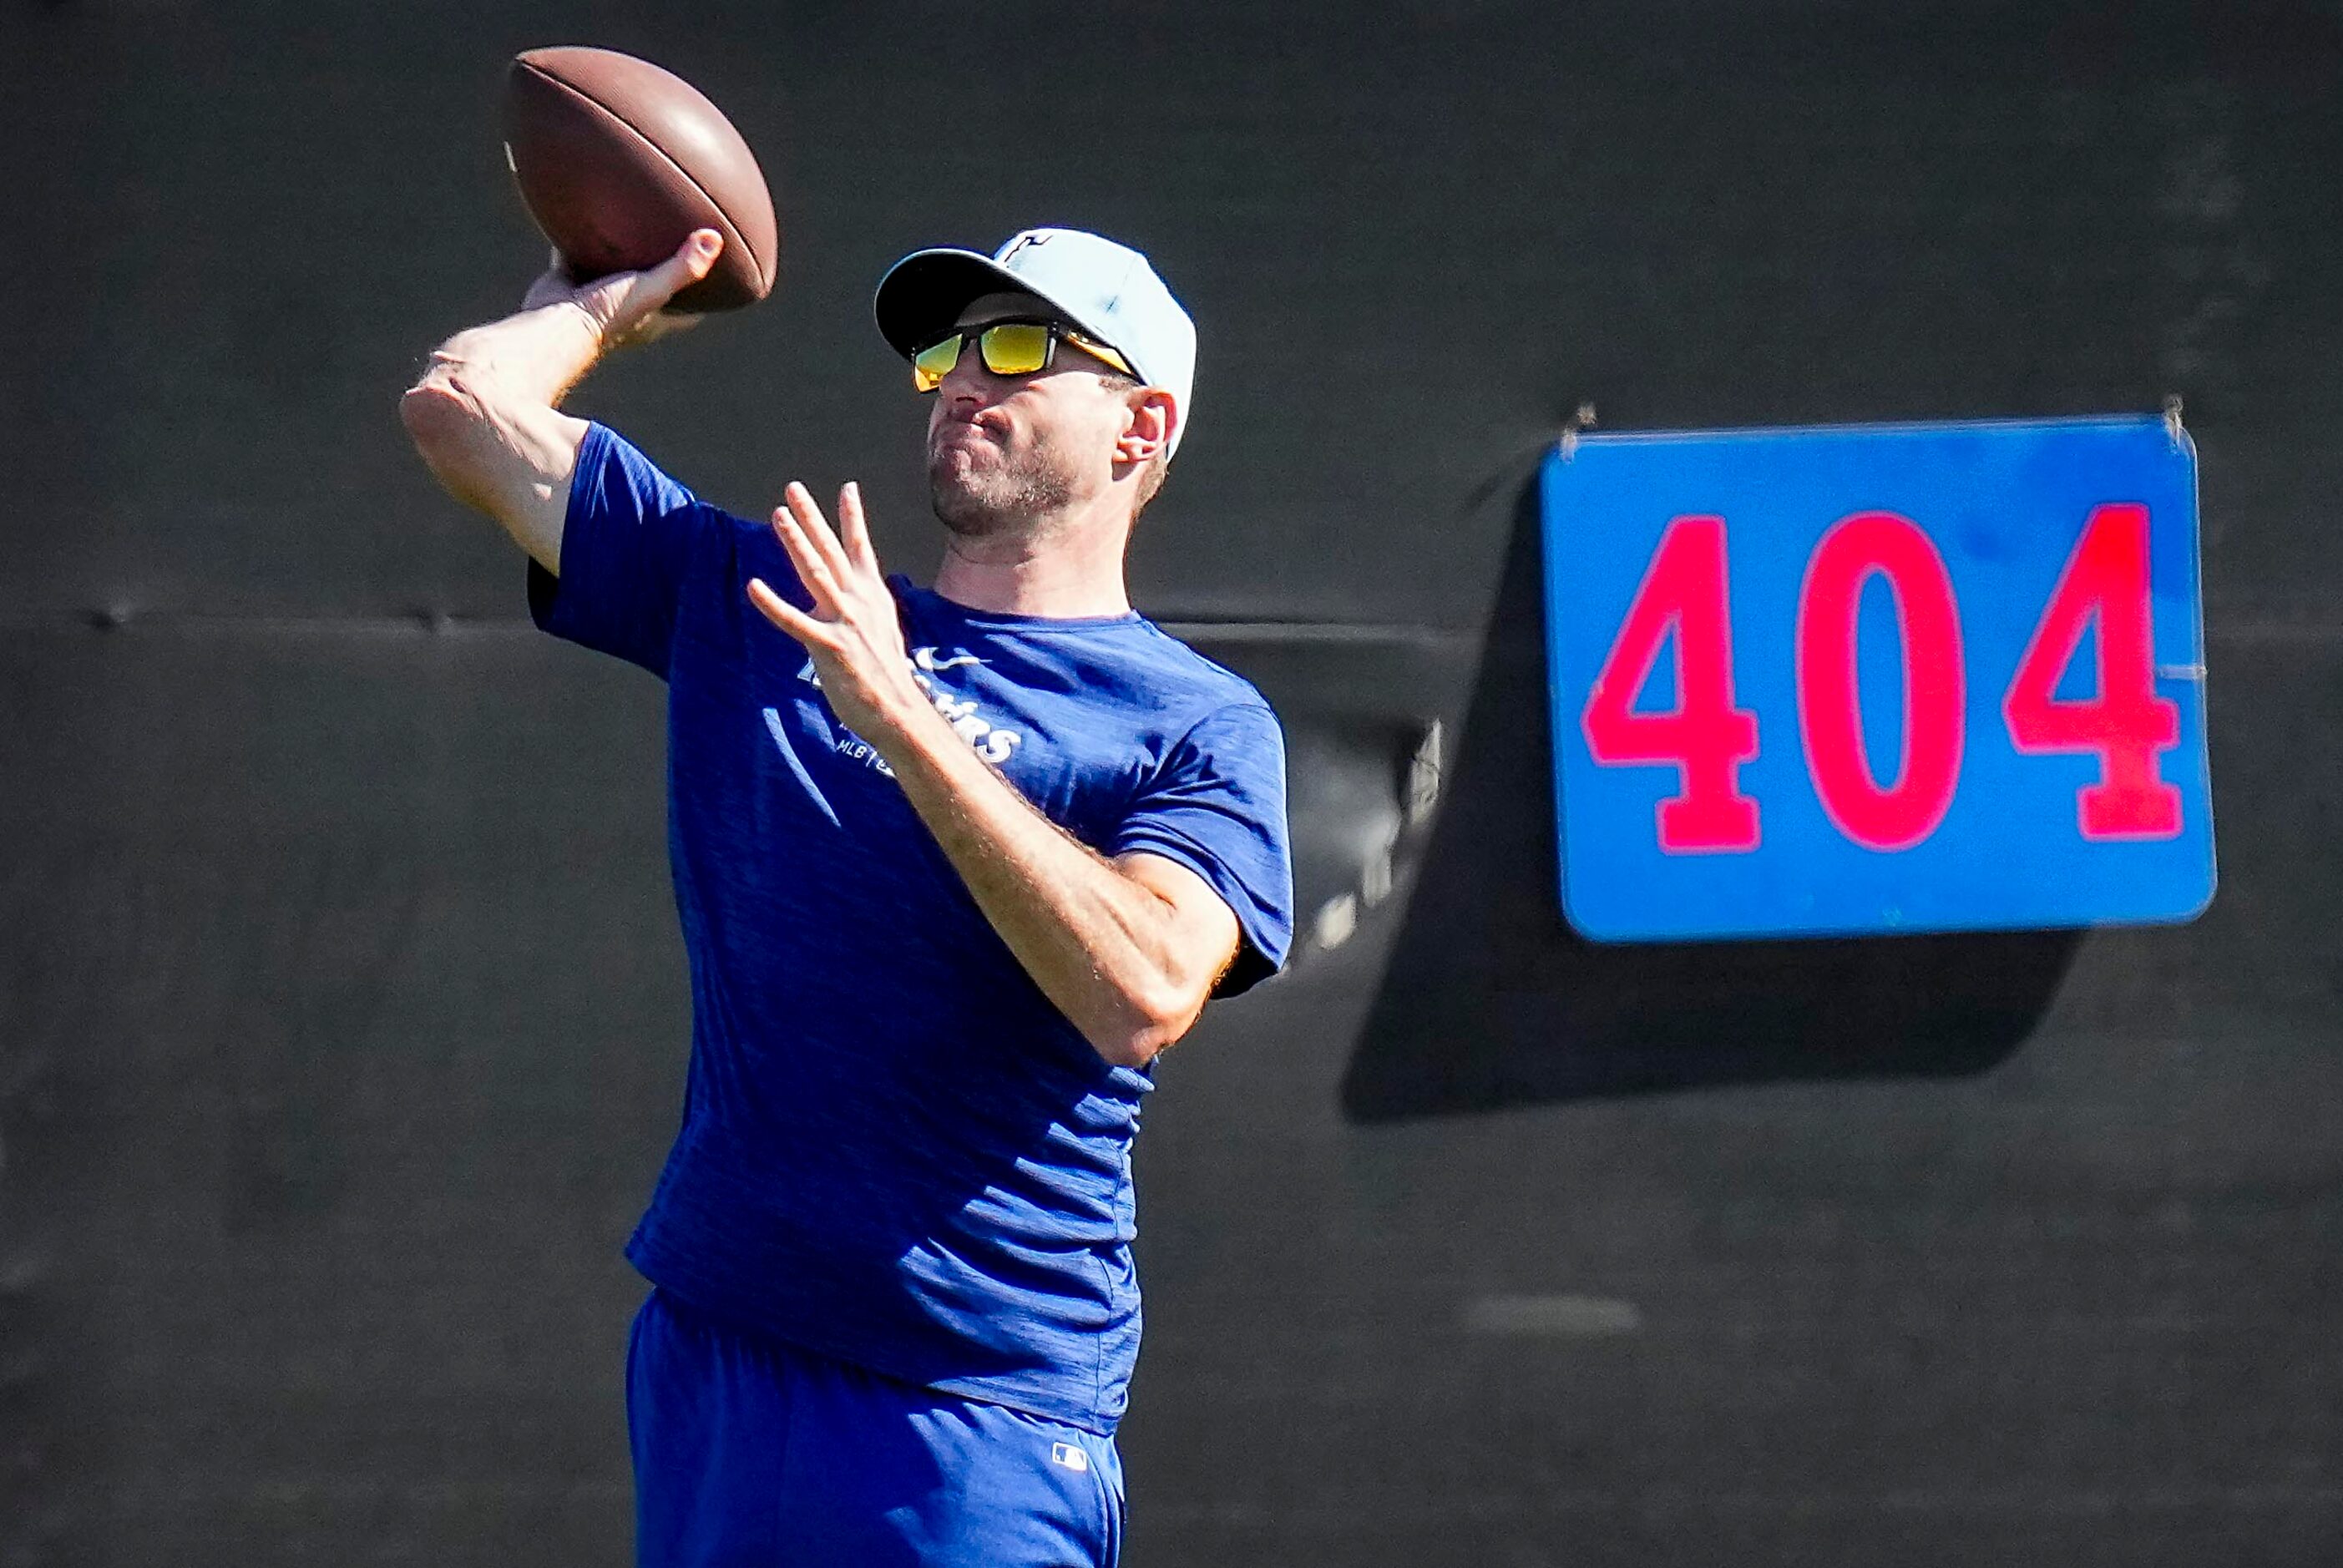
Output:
top-left (398, 371), bottom-right (512, 521)
top-left (1089, 982), bottom-right (1208, 1071)
top-left (398, 372), bottom-right (479, 462)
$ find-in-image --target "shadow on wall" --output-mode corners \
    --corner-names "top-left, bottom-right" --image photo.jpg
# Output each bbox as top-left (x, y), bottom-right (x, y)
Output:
top-left (1341, 473), bottom-right (2082, 1120)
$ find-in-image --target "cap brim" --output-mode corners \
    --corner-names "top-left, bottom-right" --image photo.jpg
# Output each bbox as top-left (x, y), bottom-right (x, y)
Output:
top-left (873, 247), bottom-right (1136, 373)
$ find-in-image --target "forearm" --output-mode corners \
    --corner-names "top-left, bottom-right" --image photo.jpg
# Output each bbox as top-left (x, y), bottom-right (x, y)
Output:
top-left (399, 303), bottom-right (600, 567)
top-left (421, 299), bottom-right (607, 410)
top-left (876, 703), bottom-right (1214, 1068)
top-left (398, 233), bottom-right (718, 569)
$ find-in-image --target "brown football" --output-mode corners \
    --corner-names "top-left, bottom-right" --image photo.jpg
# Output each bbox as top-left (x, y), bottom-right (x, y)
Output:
top-left (502, 46), bottom-right (778, 313)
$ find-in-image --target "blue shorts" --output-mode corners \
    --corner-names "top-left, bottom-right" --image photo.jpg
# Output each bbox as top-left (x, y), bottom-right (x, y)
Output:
top-left (626, 1289), bottom-right (1126, 1567)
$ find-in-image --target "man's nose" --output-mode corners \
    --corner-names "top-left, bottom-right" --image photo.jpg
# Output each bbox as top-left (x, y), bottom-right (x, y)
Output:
top-left (940, 377), bottom-right (989, 422)
top-left (940, 346), bottom-right (1002, 399)
top-left (934, 366), bottom-right (991, 427)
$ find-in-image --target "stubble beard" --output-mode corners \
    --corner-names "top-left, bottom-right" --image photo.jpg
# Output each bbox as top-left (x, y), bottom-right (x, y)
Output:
top-left (928, 428), bottom-right (1078, 540)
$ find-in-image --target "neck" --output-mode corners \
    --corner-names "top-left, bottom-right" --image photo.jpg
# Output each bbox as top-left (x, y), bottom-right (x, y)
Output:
top-left (931, 499), bottom-right (1134, 618)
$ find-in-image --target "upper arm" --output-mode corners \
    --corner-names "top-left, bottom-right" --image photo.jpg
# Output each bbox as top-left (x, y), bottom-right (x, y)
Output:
top-left (399, 366), bottom-right (590, 572)
top-left (519, 422), bottom-right (742, 680)
top-left (1106, 701), bottom-right (1296, 996)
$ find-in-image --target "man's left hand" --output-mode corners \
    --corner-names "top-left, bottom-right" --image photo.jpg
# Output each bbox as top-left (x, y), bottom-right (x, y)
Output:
top-left (748, 483), bottom-right (932, 746)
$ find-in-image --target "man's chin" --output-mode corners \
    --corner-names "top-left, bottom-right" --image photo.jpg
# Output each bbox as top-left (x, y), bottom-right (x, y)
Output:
top-left (928, 440), bottom-right (997, 491)
top-left (928, 468), bottom-right (1003, 537)
top-left (926, 447), bottom-right (1074, 536)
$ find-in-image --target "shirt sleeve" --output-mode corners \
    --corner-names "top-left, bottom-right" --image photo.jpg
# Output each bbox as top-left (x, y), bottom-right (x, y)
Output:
top-left (526, 422), bottom-right (728, 679)
top-left (1107, 701), bottom-right (1296, 997)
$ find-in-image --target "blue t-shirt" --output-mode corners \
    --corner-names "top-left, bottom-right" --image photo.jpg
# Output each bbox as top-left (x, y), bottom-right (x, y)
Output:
top-left (527, 423), bottom-right (1294, 1434)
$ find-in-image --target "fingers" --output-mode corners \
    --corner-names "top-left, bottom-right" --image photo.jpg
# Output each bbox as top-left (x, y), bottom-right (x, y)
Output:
top-left (837, 483), bottom-right (879, 574)
top-left (645, 230), bottom-right (723, 302)
top-left (524, 227), bottom-right (721, 329)
top-left (789, 483), bottom-right (860, 585)
top-left (771, 495), bottom-right (844, 613)
top-left (767, 483), bottom-right (883, 637)
top-left (520, 247), bottom-right (578, 311)
top-left (773, 483), bottom-right (863, 609)
top-left (747, 578), bottom-right (828, 646)
top-left (600, 230), bottom-right (723, 338)
top-left (642, 309), bottom-right (707, 341)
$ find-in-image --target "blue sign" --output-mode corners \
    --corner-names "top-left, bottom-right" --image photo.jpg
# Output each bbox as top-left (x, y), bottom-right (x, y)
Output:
top-left (1541, 415), bottom-right (2215, 943)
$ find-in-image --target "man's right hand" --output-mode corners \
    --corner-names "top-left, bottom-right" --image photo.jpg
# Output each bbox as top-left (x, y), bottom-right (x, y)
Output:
top-left (522, 230), bottom-right (726, 352)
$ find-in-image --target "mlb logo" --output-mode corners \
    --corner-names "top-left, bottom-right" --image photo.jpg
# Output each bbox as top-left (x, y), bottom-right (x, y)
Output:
top-left (1050, 1441), bottom-right (1089, 1473)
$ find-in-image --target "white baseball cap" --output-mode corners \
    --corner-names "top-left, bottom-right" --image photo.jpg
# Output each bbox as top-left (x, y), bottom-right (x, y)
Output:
top-left (873, 228), bottom-right (1197, 455)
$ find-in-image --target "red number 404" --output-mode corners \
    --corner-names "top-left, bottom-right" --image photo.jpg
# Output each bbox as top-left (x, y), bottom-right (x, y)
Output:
top-left (1579, 503), bottom-right (2184, 855)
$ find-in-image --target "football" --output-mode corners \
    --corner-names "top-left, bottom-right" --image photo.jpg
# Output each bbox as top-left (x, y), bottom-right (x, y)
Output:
top-left (502, 46), bottom-right (779, 313)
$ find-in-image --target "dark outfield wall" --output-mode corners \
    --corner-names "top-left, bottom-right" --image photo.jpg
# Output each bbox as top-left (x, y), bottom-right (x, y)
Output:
top-left (4, 1), bottom-right (2338, 1562)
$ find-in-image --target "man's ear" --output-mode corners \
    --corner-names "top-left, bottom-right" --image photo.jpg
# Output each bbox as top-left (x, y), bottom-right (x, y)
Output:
top-left (1114, 389), bottom-right (1176, 467)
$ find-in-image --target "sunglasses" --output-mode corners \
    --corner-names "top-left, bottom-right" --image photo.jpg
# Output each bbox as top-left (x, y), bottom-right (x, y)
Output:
top-left (912, 319), bottom-right (1136, 392)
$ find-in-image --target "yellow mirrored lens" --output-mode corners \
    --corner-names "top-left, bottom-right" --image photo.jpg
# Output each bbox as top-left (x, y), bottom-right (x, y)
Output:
top-left (977, 322), bottom-right (1052, 377)
top-left (913, 335), bottom-right (964, 393)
